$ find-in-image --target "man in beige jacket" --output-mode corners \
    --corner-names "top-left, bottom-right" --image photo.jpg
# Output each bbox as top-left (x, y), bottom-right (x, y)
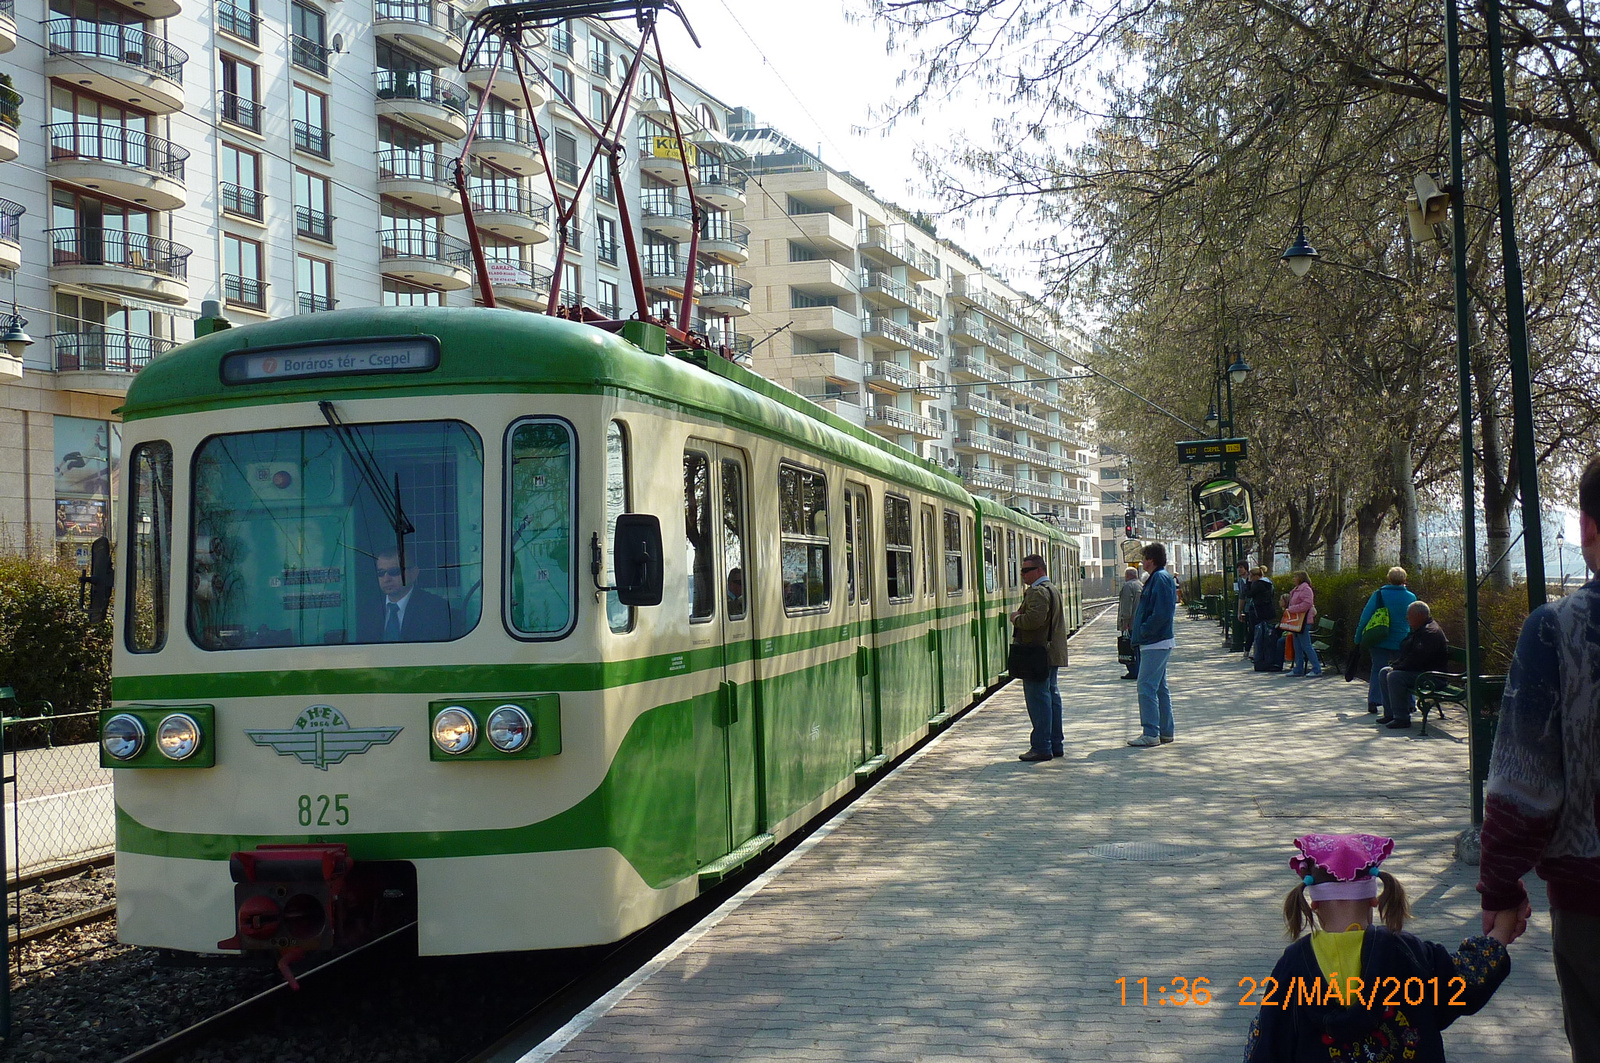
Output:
top-left (1011, 553), bottom-right (1070, 762)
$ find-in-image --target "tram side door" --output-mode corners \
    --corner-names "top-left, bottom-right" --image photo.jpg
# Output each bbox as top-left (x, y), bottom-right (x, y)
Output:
top-left (844, 483), bottom-right (879, 764)
top-left (685, 441), bottom-right (762, 867)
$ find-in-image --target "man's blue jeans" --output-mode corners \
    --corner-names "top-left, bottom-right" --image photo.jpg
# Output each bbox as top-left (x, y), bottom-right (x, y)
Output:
top-left (1023, 667), bottom-right (1064, 756)
top-left (1381, 667), bottom-right (1422, 724)
top-left (1136, 646), bottom-right (1174, 739)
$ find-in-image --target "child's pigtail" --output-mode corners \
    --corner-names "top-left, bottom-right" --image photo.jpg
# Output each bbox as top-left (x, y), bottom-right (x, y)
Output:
top-left (1283, 882), bottom-right (1313, 938)
top-left (1376, 871), bottom-right (1410, 932)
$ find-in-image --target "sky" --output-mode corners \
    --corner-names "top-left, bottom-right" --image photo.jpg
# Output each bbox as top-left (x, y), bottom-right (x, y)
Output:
top-left (652, 1), bottom-right (1041, 288)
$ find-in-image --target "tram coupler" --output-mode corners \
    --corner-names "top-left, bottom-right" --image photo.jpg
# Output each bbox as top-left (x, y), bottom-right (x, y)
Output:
top-left (217, 842), bottom-right (354, 986)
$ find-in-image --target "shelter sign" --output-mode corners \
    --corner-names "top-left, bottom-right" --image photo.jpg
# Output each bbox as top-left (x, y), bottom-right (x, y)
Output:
top-left (1176, 438), bottom-right (1248, 465)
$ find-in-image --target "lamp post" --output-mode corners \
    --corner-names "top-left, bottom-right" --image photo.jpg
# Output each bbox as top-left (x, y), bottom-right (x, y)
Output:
top-left (1207, 348), bottom-right (1251, 645)
top-left (1556, 528), bottom-right (1566, 593)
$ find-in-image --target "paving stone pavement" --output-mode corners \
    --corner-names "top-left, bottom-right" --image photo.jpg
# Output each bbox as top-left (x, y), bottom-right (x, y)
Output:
top-left (540, 609), bottom-right (1568, 1062)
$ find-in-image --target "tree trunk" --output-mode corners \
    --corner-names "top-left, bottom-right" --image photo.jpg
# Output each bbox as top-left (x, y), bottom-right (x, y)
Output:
top-left (1471, 338), bottom-right (1515, 589)
top-left (1356, 498), bottom-right (1389, 570)
top-left (1322, 483), bottom-right (1347, 571)
top-left (1391, 438), bottom-right (1420, 568)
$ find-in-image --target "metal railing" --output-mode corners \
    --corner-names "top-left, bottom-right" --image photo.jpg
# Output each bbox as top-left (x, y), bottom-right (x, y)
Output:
top-left (0, 85), bottom-right (18, 131)
top-left (47, 227), bottom-right (191, 279)
top-left (377, 147), bottom-right (453, 182)
top-left (699, 274), bottom-right (752, 301)
top-left (643, 251), bottom-right (680, 279)
top-left (295, 205), bottom-right (334, 241)
top-left (472, 183), bottom-right (551, 220)
top-left (379, 228), bottom-right (473, 267)
top-left (596, 238), bottom-right (617, 264)
top-left (594, 172), bottom-right (615, 202)
top-left (477, 112), bottom-right (541, 146)
top-left (554, 157), bottom-right (579, 185)
top-left (48, 123), bottom-right (189, 181)
top-left (863, 314), bottom-right (941, 359)
top-left (53, 331), bottom-right (174, 372)
top-left (550, 25), bottom-right (572, 55)
top-left (294, 120), bottom-right (332, 158)
top-left (374, 69), bottom-right (466, 115)
top-left (3, 714), bottom-right (112, 886)
top-left (640, 188), bottom-right (691, 221)
top-left (696, 163), bottom-right (748, 191)
top-left (589, 51), bottom-right (611, 78)
top-left (373, 0), bottom-right (466, 37)
top-left (46, 19), bottom-right (188, 82)
top-left (219, 89), bottom-right (261, 132)
top-left (297, 292), bottom-right (334, 314)
top-left (0, 200), bottom-right (21, 242)
top-left (224, 274), bottom-right (266, 309)
top-left (702, 217), bottom-right (750, 247)
top-left (291, 33), bottom-right (329, 75)
top-left (216, 0), bottom-right (260, 43)
top-left (220, 182), bottom-right (264, 220)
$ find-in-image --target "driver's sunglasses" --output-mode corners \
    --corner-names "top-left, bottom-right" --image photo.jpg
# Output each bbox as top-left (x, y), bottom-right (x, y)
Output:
top-left (376, 566), bottom-right (403, 577)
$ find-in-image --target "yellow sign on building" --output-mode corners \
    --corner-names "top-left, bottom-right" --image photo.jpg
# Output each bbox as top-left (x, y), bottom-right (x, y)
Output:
top-left (648, 136), bottom-right (697, 166)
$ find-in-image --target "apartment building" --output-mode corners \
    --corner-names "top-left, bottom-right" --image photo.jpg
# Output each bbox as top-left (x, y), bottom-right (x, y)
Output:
top-left (0, 2), bottom-right (750, 556)
top-left (732, 120), bottom-right (1102, 568)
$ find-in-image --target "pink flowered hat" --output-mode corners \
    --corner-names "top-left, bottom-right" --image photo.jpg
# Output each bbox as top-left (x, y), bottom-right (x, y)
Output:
top-left (1290, 834), bottom-right (1393, 901)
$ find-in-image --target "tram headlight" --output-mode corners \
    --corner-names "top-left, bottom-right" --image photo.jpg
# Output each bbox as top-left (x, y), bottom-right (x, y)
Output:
top-left (156, 713), bottom-right (203, 761)
top-left (102, 714), bottom-right (147, 761)
top-left (486, 705), bottom-right (532, 753)
top-left (431, 707), bottom-right (477, 755)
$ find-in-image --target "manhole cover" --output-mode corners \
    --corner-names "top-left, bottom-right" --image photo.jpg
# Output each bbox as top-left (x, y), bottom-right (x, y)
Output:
top-left (1083, 842), bottom-right (1207, 862)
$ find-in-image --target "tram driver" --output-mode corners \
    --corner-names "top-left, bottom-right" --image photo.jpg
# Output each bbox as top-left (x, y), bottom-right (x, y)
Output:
top-left (362, 549), bottom-right (455, 642)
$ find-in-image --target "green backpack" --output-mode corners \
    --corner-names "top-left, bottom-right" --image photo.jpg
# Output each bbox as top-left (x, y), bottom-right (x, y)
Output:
top-left (1360, 589), bottom-right (1393, 648)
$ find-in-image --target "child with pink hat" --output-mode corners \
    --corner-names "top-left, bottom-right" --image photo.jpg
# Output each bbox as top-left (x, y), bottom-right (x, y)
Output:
top-left (1244, 833), bottom-right (1522, 1061)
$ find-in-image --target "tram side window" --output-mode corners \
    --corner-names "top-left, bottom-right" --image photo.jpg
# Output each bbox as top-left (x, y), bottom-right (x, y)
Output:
top-left (604, 421), bottom-right (632, 633)
top-left (921, 503), bottom-right (937, 599)
top-left (127, 441), bottom-right (174, 653)
top-left (982, 525), bottom-right (998, 594)
top-left (780, 463), bottom-right (830, 612)
top-left (884, 495), bottom-right (913, 602)
top-left (190, 420), bottom-right (485, 649)
top-left (722, 458), bottom-right (747, 620)
top-left (507, 420), bottom-right (575, 638)
top-left (1006, 528), bottom-right (1018, 588)
top-left (684, 450), bottom-right (714, 621)
top-left (943, 510), bottom-right (963, 595)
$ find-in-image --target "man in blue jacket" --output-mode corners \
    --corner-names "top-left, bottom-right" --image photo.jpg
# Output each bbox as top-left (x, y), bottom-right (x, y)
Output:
top-left (1129, 542), bottom-right (1177, 747)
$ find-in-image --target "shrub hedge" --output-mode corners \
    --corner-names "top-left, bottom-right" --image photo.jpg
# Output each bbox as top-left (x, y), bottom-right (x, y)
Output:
top-left (0, 553), bottom-right (112, 721)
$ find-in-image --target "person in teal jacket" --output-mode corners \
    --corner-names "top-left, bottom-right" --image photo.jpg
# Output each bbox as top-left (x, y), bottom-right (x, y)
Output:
top-left (1355, 568), bottom-right (1418, 714)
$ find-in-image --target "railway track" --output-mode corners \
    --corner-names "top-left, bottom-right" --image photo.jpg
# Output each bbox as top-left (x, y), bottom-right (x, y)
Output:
top-left (8, 852), bottom-right (116, 945)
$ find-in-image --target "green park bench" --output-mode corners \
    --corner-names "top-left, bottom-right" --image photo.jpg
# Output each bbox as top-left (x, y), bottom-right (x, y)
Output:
top-left (1414, 646), bottom-right (1507, 737)
top-left (1310, 616), bottom-right (1339, 669)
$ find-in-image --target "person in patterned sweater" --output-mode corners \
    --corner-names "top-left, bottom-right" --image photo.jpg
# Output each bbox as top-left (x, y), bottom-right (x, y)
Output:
top-left (1477, 454), bottom-right (1600, 1063)
top-left (1246, 834), bottom-right (1517, 1063)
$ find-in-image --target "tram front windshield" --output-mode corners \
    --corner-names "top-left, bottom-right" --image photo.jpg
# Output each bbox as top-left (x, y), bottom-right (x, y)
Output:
top-left (188, 420), bottom-right (484, 649)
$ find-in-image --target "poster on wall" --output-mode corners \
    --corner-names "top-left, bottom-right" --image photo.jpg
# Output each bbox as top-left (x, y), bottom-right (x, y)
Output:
top-left (54, 416), bottom-right (121, 543)
top-left (56, 498), bottom-right (107, 538)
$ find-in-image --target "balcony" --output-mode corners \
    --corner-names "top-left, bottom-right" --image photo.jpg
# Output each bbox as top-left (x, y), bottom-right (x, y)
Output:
top-left (377, 149), bottom-right (461, 213)
top-left (954, 431), bottom-right (1021, 460)
top-left (379, 228), bottom-right (473, 290)
top-left (694, 162), bottom-right (746, 210)
top-left (53, 332), bottom-right (177, 394)
top-left (0, 0), bottom-right (14, 53)
top-left (471, 184), bottom-right (551, 244)
top-left (485, 262), bottom-right (552, 309)
top-left (865, 359), bottom-right (916, 392)
top-left (639, 189), bottom-right (693, 240)
top-left (787, 210), bottom-right (854, 252)
top-left (216, 0), bottom-right (260, 44)
top-left (291, 35), bottom-right (332, 76)
top-left (0, 84), bottom-right (18, 162)
top-left (375, 70), bottom-right (468, 141)
top-left (858, 225), bottom-right (938, 280)
top-left (961, 465), bottom-right (1015, 493)
top-left (221, 182), bottom-right (264, 221)
top-left (294, 120), bottom-right (332, 159)
top-left (373, 0), bottom-right (467, 67)
top-left (472, 113), bottom-right (545, 175)
top-left (589, 50), bottom-right (612, 80)
top-left (219, 90), bottom-right (261, 133)
top-left (49, 124), bottom-right (189, 211)
top-left (637, 132), bottom-right (696, 185)
top-left (48, 227), bottom-right (190, 302)
top-left (549, 25), bottom-right (573, 56)
top-left (297, 293), bottom-right (334, 314)
top-left (224, 273), bottom-right (267, 312)
top-left (866, 402), bottom-right (943, 440)
top-left (0, 199), bottom-right (21, 273)
top-left (643, 253), bottom-right (682, 294)
top-left (789, 304), bottom-right (856, 343)
top-left (465, 40), bottom-right (546, 106)
top-left (295, 205), bottom-right (334, 242)
top-left (696, 275), bottom-right (751, 317)
top-left (949, 351), bottom-right (1009, 386)
top-left (699, 218), bottom-right (749, 265)
top-left (46, 20), bottom-right (187, 114)
top-left (860, 271), bottom-right (938, 321)
top-left (863, 314), bottom-right (941, 361)
top-left (788, 258), bottom-right (855, 298)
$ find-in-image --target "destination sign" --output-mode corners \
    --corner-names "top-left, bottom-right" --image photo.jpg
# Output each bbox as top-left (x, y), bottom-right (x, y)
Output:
top-left (221, 338), bottom-right (439, 384)
top-left (1176, 437), bottom-right (1248, 465)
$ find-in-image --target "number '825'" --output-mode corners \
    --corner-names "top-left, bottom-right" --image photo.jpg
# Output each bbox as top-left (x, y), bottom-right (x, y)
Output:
top-left (297, 794), bottom-right (350, 827)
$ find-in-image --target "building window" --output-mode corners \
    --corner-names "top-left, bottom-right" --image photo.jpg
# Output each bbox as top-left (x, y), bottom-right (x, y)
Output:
top-left (220, 144), bottom-right (262, 220)
top-left (553, 130), bottom-right (578, 185)
top-left (590, 86), bottom-right (609, 123)
top-left (290, 2), bottom-right (328, 75)
top-left (296, 254), bottom-right (333, 313)
top-left (885, 495), bottom-right (914, 602)
top-left (596, 217), bottom-right (618, 264)
top-left (217, 0), bottom-right (260, 43)
top-left (594, 160), bottom-right (616, 203)
top-left (780, 464), bottom-right (830, 612)
top-left (789, 241), bottom-right (820, 262)
top-left (596, 279), bottom-right (619, 319)
top-left (223, 233), bottom-right (265, 310)
top-left (791, 289), bottom-right (838, 309)
top-left (550, 65), bottom-right (574, 103)
top-left (220, 55), bottom-right (261, 132)
top-left (292, 84), bottom-right (331, 158)
top-left (589, 36), bottom-right (611, 79)
top-left (550, 20), bottom-right (573, 55)
top-left (294, 169), bottom-right (333, 242)
top-left (559, 262), bottom-right (580, 306)
top-left (787, 195), bottom-right (827, 216)
top-left (383, 279), bottom-right (442, 306)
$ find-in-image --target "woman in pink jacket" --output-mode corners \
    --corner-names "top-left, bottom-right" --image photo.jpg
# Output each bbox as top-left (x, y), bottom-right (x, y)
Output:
top-left (1283, 571), bottom-right (1322, 676)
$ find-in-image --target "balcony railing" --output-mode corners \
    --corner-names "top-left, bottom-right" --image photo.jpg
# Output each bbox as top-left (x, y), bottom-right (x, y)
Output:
top-left (297, 292), bottom-right (334, 314)
top-left (46, 19), bottom-right (188, 83)
top-left (0, 199), bottom-right (21, 242)
top-left (48, 227), bottom-right (191, 278)
top-left (53, 331), bottom-right (175, 373)
top-left (867, 360), bottom-right (916, 389)
top-left (478, 112), bottom-right (541, 146)
top-left (554, 157), bottom-right (579, 185)
top-left (486, 261), bottom-right (553, 292)
top-left (295, 205), bottom-right (334, 242)
top-left (594, 171), bottom-right (615, 202)
top-left (596, 238), bottom-right (617, 264)
top-left (374, 0), bottom-right (467, 36)
top-left (224, 274), bottom-right (267, 310)
top-left (377, 147), bottom-right (453, 182)
top-left (863, 314), bottom-right (941, 359)
top-left (49, 123), bottom-right (189, 180)
top-left (219, 90), bottom-right (261, 132)
top-left (702, 217), bottom-right (750, 248)
top-left (698, 275), bottom-right (752, 301)
top-left (640, 188), bottom-right (691, 222)
top-left (220, 182), bottom-right (264, 220)
top-left (471, 183), bottom-right (551, 220)
top-left (216, 0), bottom-right (260, 43)
top-left (643, 252), bottom-right (680, 279)
top-left (379, 228), bottom-right (473, 267)
top-left (293, 120), bottom-right (332, 158)
top-left (291, 34), bottom-right (330, 75)
top-left (589, 52), bottom-right (611, 78)
top-left (961, 465), bottom-right (1014, 492)
top-left (867, 403), bottom-right (944, 437)
top-left (550, 25), bottom-right (572, 55)
top-left (0, 86), bottom-right (19, 131)
top-left (374, 70), bottom-right (466, 115)
top-left (696, 162), bottom-right (747, 191)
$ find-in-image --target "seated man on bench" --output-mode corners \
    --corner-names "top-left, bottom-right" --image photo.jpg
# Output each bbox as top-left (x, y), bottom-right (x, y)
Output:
top-left (1378, 601), bottom-right (1449, 729)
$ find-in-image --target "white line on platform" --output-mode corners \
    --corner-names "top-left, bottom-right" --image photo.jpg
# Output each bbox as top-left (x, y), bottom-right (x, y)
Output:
top-left (5, 782), bottom-right (112, 810)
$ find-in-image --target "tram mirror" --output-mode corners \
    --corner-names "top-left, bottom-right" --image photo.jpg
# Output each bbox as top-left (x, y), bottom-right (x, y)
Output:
top-left (613, 514), bottom-right (664, 606)
top-left (81, 536), bottom-right (114, 623)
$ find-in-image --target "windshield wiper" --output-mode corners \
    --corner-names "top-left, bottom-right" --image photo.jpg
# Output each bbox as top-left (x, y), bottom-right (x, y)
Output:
top-left (319, 401), bottom-right (416, 577)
